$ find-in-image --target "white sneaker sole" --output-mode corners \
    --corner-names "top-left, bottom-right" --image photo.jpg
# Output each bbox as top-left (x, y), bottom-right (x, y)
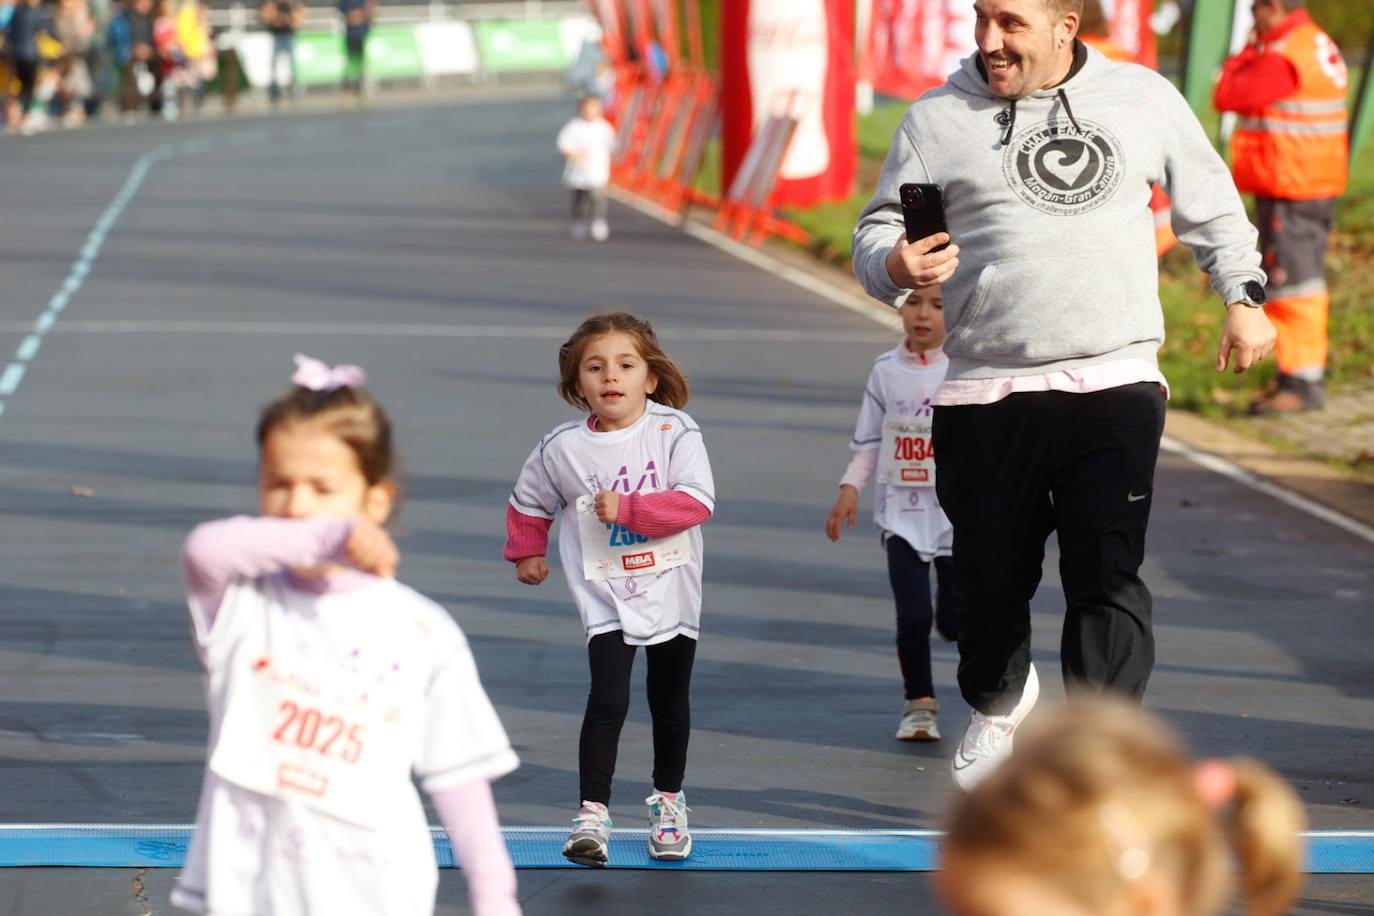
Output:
top-left (648, 835), bottom-right (692, 860)
top-left (563, 838), bottom-right (608, 868)
top-left (896, 723), bottom-right (940, 741)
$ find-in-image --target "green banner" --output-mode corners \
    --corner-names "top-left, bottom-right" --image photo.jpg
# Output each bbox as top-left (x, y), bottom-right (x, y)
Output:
top-left (1351, 34), bottom-right (1374, 164)
top-left (473, 20), bottom-right (570, 72)
top-left (362, 25), bottom-right (425, 80)
top-left (288, 27), bottom-right (424, 86)
top-left (1183, 0), bottom-right (1236, 117)
top-left (293, 32), bottom-right (348, 86)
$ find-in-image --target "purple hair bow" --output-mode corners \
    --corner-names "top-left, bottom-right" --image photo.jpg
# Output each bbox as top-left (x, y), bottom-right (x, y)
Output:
top-left (292, 353), bottom-right (366, 392)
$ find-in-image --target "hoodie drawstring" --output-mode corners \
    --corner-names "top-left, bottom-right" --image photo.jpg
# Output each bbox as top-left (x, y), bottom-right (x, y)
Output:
top-left (1056, 88), bottom-right (1084, 134)
top-left (996, 100), bottom-right (1017, 146)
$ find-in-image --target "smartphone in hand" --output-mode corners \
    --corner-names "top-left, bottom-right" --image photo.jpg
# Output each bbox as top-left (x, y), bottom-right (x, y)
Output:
top-left (900, 183), bottom-right (949, 252)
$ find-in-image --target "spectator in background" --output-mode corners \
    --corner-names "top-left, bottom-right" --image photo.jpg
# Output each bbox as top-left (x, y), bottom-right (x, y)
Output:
top-left (110, 0), bottom-right (156, 120)
top-left (175, 0), bottom-right (214, 114)
top-left (0, 0), bottom-right (16, 126)
top-left (336, 0), bottom-right (371, 108)
top-left (3, 0), bottom-right (47, 132)
top-left (53, 0), bottom-right (96, 126)
top-left (1215, 0), bottom-right (1349, 414)
top-left (151, 0), bottom-right (184, 118)
top-left (259, 0), bottom-right (303, 106)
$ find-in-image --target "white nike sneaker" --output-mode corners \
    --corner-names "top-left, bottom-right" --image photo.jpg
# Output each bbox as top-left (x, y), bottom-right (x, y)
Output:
top-left (951, 663), bottom-right (1040, 792)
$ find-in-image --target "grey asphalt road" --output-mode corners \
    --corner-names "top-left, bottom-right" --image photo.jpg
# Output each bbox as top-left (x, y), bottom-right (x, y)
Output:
top-left (0, 91), bottom-right (1370, 914)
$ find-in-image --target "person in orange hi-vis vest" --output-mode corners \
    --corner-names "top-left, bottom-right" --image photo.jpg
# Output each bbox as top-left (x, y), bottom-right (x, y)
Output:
top-left (1215, 0), bottom-right (1348, 413)
top-left (1079, 0), bottom-right (1178, 258)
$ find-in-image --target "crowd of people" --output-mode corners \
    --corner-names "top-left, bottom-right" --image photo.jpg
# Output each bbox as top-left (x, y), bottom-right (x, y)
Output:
top-left (0, 0), bottom-right (375, 133)
top-left (1, 0), bottom-right (218, 131)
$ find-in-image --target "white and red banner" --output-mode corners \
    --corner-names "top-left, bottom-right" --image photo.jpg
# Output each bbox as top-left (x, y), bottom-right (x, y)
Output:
top-left (721, 0), bottom-right (856, 208)
top-left (860, 0), bottom-right (1156, 101)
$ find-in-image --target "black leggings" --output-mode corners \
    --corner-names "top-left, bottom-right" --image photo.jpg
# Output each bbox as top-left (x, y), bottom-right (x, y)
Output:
top-left (579, 631), bottom-right (696, 804)
top-left (886, 536), bottom-right (957, 700)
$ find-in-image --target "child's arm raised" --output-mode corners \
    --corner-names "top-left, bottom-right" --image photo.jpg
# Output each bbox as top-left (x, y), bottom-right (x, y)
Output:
top-left (182, 515), bottom-right (396, 620)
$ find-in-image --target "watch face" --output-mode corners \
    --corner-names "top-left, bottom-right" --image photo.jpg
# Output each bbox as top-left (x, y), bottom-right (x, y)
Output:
top-left (1243, 280), bottom-right (1267, 305)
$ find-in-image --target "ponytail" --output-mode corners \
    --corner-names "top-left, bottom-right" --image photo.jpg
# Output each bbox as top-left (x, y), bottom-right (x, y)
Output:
top-left (1227, 758), bottom-right (1306, 916)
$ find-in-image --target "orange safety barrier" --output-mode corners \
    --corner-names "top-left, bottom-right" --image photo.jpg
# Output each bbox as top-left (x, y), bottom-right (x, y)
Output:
top-left (712, 91), bottom-right (812, 246)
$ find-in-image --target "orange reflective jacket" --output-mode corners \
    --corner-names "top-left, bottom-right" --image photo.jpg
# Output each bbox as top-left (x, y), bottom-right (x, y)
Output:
top-left (1229, 17), bottom-right (1348, 199)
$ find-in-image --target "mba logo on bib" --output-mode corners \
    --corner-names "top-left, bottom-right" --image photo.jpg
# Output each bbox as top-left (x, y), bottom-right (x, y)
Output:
top-left (1003, 118), bottom-right (1123, 216)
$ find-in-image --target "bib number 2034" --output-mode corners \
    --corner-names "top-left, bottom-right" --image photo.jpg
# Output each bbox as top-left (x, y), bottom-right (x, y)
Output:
top-left (272, 700), bottom-right (364, 764)
top-left (891, 435), bottom-right (932, 462)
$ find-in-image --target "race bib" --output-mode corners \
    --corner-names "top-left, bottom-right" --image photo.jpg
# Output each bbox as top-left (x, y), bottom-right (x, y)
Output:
top-left (575, 495), bottom-right (691, 580)
top-left (209, 653), bottom-right (411, 828)
top-left (879, 412), bottom-right (936, 486)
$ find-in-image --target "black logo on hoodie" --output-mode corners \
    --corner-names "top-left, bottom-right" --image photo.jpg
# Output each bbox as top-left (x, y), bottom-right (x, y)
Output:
top-left (1003, 118), bottom-right (1123, 216)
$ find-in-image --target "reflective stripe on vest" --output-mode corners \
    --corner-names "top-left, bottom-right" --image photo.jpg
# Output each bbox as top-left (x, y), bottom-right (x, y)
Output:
top-left (1230, 20), bottom-right (1348, 199)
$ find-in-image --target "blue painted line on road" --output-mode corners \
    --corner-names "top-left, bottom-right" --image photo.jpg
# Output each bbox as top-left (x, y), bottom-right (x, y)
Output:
top-left (0, 826), bottom-right (1369, 873)
top-left (16, 335), bottom-right (41, 362)
top-left (0, 144), bottom-right (173, 421)
top-left (0, 364), bottom-right (25, 396)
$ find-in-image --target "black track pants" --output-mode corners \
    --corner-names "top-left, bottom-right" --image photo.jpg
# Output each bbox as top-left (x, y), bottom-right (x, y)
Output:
top-left (933, 383), bottom-right (1165, 714)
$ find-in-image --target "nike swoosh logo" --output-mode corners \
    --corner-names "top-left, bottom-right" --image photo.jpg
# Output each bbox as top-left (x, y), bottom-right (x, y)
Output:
top-left (952, 753), bottom-right (978, 771)
top-left (1128, 492), bottom-right (1149, 502)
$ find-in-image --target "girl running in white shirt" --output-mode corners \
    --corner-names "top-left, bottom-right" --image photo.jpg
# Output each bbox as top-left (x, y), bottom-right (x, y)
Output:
top-left (505, 311), bottom-right (714, 867)
top-left (556, 94), bottom-right (617, 241)
top-left (174, 355), bottom-right (521, 916)
top-left (826, 287), bottom-right (959, 742)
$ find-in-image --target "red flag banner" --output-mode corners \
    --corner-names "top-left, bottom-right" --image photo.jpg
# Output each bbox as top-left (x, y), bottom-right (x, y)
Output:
top-left (1103, 0), bottom-right (1157, 68)
top-left (720, 0), bottom-right (856, 209)
top-left (865, 0), bottom-right (967, 100)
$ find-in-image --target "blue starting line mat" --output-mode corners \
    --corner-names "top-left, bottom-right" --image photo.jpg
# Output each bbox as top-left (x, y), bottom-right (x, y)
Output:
top-left (0, 826), bottom-right (1370, 872)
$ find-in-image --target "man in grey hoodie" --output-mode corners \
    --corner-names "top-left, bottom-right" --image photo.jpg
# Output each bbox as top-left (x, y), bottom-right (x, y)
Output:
top-left (851, 0), bottom-right (1277, 792)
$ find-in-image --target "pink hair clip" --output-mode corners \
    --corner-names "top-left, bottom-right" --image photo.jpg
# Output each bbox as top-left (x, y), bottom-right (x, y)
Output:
top-left (292, 353), bottom-right (366, 392)
top-left (1193, 758), bottom-right (1238, 810)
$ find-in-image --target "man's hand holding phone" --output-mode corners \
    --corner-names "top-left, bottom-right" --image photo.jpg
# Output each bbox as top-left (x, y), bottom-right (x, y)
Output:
top-left (886, 233), bottom-right (960, 289)
top-left (888, 182), bottom-right (958, 289)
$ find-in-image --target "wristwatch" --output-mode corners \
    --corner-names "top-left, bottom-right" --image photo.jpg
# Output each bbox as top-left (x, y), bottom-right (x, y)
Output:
top-left (1225, 280), bottom-right (1267, 308)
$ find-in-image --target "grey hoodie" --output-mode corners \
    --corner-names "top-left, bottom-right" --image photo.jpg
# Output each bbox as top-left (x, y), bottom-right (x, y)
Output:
top-left (853, 44), bottom-right (1265, 382)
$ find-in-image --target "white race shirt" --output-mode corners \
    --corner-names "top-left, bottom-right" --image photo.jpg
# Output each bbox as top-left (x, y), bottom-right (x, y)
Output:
top-left (173, 575), bottom-right (519, 916)
top-left (849, 346), bottom-right (953, 561)
top-left (556, 115), bottom-right (617, 190)
top-left (509, 406), bottom-right (715, 646)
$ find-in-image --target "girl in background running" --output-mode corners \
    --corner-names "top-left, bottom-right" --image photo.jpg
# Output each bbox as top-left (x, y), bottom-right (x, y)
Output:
top-left (174, 355), bottom-right (521, 916)
top-left (940, 699), bottom-right (1305, 916)
top-left (506, 311), bottom-right (714, 867)
top-left (556, 94), bottom-right (616, 241)
top-left (826, 285), bottom-right (958, 742)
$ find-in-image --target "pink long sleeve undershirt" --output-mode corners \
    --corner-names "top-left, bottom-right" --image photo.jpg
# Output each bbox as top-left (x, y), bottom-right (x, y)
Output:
top-left (503, 491), bottom-right (710, 562)
top-left (181, 515), bottom-right (357, 622)
top-left (430, 780), bottom-right (521, 916)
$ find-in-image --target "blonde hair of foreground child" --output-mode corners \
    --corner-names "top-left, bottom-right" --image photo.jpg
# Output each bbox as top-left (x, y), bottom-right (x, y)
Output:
top-left (939, 699), bottom-right (1306, 916)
